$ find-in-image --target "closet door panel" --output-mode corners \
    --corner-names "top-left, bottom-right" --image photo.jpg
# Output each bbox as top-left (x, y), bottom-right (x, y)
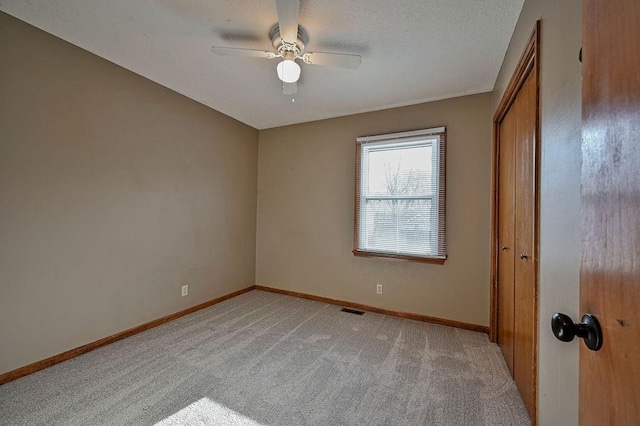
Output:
top-left (497, 103), bottom-right (517, 375)
top-left (513, 71), bottom-right (537, 416)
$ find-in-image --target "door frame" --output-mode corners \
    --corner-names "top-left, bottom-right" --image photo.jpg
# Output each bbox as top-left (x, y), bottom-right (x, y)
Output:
top-left (489, 20), bottom-right (541, 424)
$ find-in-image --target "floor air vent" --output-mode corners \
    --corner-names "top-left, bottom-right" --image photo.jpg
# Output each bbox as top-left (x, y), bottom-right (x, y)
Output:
top-left (341, 307), bottom-right (365, 315)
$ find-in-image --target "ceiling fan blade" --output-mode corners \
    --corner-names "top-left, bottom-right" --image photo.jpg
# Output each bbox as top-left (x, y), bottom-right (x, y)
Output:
top-left (282, 81), bottom-right (297, 95)
top-left (275, 0), bottom-right (300, 44)
top-left (211, 46), bottom-right (275, 59)
top-left (303, 52), bottom-right (362, 69)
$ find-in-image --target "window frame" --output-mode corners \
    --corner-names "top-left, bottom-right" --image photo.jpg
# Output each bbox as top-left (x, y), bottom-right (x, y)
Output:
top-left (353, 127), bottom-right (447, 264)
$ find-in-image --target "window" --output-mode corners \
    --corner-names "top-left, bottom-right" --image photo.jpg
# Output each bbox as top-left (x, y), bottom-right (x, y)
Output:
top-left (354, 127), bottom-right (446, 263)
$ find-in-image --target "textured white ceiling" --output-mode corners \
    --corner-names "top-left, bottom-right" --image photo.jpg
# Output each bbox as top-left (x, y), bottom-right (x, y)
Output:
top-left (0, 0), bottom-right (524, 129)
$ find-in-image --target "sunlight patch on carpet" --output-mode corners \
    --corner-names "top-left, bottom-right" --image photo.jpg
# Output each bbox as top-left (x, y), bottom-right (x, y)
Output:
top-left (155, 397), bottom-right (265, 426)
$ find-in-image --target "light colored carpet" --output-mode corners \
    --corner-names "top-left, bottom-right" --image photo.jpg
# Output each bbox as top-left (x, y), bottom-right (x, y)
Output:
top-left (0, 290), bottom-right (530, 425)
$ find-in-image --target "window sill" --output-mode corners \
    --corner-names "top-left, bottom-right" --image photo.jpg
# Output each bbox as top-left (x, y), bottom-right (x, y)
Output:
top-left (352, 249), bottom-right (446, 265)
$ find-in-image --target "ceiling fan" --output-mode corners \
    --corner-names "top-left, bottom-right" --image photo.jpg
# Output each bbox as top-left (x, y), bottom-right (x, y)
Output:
top-left (211, 0), bottom-right (362, 96)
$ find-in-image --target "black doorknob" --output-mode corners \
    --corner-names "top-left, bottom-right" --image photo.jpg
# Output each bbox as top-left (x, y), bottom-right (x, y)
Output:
top-left (551, 313), bottom-right (603, 351)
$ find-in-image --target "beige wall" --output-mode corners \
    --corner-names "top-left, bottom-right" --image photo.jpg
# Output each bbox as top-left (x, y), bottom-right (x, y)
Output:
top-left (492, 1), bottom-right (582, 425)
top-left (0, 12), bottom-right (258, 375)
top-left (257, 93), bottom-right (493, 327)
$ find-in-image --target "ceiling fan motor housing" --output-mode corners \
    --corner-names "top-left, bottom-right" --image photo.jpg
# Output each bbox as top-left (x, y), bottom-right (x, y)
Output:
top-left (271, 26), bottom-right (307, 57)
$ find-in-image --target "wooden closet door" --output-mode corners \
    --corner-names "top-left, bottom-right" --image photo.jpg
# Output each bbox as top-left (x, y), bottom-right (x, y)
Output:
top-left (513, 71), bottom-right (537, 415)
top-left (497, 72), bottom-right (536, 416)
top-left (493, 21), bottom-right (539, 422)
top-left (498, 63), bottom-right (537, 417)
top-left (497, 103), bottom-right (517, 375)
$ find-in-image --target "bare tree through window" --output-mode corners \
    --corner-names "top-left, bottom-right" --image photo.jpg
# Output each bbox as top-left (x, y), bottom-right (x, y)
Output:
top-left (365, 148), bottom-right (433, 255)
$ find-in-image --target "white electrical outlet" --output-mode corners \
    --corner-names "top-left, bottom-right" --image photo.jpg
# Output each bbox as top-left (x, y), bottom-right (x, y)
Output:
top-left (376, 284), bottom-right (383, 295)
top-left (181, 285), bottom-right (189, 297)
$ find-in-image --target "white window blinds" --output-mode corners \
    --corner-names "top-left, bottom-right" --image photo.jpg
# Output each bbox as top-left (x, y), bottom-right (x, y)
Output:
top-left (354, 127), bottom-right (446, 261)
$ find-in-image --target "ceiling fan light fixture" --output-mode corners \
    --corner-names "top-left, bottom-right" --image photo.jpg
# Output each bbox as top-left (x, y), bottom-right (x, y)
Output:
top-left (277, 59), bottom-right (301, 83)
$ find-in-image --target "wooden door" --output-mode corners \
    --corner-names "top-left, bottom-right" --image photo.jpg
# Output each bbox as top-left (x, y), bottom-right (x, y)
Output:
top-left (497, 69), bottom-right (537, 418)
top-left (497, 100), bottom-right (516, 374)
top-left (512, 71), bottom-right (536, 415)
top-left (580, 1), bottom-right (640, 424)
top-left (492, 22), bottom-right (540, 422)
